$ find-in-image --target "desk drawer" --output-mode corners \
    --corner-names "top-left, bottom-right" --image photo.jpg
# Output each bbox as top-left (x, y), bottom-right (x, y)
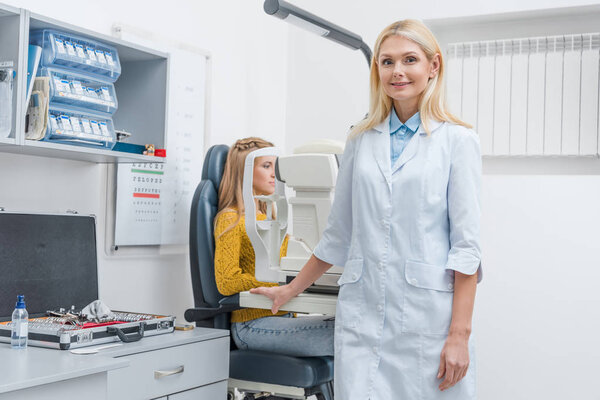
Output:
top-left (107, 337), bottom-right (229, 400)
top-left (168, 381), bottom-right (227, 399)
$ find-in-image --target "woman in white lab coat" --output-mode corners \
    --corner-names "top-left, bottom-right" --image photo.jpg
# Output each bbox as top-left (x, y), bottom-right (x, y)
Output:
top-left (251, 19), bottom-right (482, 399)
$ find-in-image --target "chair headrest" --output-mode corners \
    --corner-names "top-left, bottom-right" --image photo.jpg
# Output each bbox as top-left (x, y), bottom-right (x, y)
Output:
top-left (202, 144), bottom-right (229, 192)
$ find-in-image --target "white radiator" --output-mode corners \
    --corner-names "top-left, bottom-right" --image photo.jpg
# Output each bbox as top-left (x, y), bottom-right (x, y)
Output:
top-left (446, 34), bottom-right (600, 156)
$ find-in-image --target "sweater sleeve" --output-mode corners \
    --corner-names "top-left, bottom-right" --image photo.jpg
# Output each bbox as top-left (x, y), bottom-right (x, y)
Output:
top-left (280, 234), bottom-right (289, 259)
top-left (214, 212), bottom-right (276, 295)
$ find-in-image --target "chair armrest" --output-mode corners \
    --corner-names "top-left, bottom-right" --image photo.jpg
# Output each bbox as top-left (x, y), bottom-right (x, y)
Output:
top-left (184, 295), bottom-right (242, 322)
top-left (219, 293), bottom-right (240, 307)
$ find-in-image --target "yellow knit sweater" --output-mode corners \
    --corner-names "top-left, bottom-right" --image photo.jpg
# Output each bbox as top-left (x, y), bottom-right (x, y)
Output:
top-left (214, 210), bottom-right (288, 323)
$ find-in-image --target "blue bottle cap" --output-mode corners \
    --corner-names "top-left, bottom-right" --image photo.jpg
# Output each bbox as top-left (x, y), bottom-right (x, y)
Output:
top-left (15, 295), bottom-right (26, 309)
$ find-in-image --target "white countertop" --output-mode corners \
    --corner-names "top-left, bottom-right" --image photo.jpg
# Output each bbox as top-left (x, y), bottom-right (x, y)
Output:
top-left (101, 327), bottom-right (229, 358)
top-left (0, 327), bottom-right (229, 394)
top-left (0, 344), bottom-right (127, 394)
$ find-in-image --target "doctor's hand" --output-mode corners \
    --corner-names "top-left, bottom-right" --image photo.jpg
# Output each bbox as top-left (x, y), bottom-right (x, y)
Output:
top-left (250, 285), bottom-right (296, 314)
top-left (437, 334), bottom-right (470, 391)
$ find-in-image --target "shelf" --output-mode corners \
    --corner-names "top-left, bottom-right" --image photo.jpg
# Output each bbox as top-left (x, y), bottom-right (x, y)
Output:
top-left (0, 4), bottom-right (169, 163)
top-left (0, 136), bottom-right (17, 146)
top-left (17, 140), bottom-right (163, 163)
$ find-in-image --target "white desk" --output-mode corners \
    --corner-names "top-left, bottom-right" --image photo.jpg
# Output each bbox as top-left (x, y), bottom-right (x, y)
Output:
top-left (0, 328), bottom-right (229, 400)
top-left (0, 344), bottom-right (125, 400)
top-left (239, 291), bottom-right (337, 315)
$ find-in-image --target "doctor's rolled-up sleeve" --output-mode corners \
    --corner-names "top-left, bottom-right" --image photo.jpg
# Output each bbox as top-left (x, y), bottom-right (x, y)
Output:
top-left (312, 136), bottom-right (358, 267)
top-left (446, 130), bottom-right (483, 282)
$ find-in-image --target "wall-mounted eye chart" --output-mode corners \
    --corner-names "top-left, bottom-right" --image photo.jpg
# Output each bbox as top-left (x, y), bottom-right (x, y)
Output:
top-left (446, 33), bottom-right (600, 157)
top-left (113, 25), bottom-right (210, 246)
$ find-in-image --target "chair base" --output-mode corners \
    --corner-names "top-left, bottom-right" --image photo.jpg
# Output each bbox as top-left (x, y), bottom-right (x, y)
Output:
top-left (229, 379), bottom-right (305, 399)
top-left (228, 379), bottom-right (334, 400)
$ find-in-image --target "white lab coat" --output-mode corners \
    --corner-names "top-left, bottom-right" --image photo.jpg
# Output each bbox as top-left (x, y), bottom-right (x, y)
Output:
top-left (313, 115), bottom-right (482, 400)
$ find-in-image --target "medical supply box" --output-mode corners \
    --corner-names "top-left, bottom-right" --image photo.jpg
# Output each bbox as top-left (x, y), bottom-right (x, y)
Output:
top-left (0, 212), bottom-right (175, 350)
top-left (41, 66), bottom-right (118, 114)
top-left (29, 29), bottom-right (120, 150)
top-left (30, 29), bottom-right (121, 82)
top-left (46, 104), bottom-right (117, 150)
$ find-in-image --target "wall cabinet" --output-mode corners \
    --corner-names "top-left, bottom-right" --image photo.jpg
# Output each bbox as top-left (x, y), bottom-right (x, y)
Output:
top-left (0, 2), bottom-right (169, 163)
top-left (0, 3), bottom-right (25, 148)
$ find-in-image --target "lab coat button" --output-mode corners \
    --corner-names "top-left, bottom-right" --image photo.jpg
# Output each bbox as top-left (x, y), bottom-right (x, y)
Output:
top-left (378, 263), bottom-right (383, 270)
top-left (410, 278), bottom-right (418, 285)
top-left (352, 273), bottom-right (358, 280)
top-left (377, 305), bottom-right (383, 312)
top-left (447, 283), bottom-right (454, 290)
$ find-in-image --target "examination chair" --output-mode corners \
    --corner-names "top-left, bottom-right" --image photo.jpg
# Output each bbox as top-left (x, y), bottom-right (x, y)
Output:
top-left (185, 144), bottom-right (334, 400)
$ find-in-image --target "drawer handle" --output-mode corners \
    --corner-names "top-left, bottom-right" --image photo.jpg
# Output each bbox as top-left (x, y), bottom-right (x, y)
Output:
top-left (154, 366), bottom-right (184, 379)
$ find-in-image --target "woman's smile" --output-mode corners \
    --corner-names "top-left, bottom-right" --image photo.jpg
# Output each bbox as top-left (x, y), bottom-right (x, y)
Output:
top-left (391, 81), bottom-right (412, 88)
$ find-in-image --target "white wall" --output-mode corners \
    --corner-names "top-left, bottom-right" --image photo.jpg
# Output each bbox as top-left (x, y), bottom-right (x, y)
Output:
top-left (2, 0), bottom-right (599, 398)
top-left (480, 164), bottom-right (600, 399)
top-left (285, 1), bottom-right (600, 399)
top-left (0, 0), bottom-right (289, 323)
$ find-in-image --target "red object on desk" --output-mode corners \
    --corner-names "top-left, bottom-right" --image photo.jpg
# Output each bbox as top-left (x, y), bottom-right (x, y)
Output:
top-left (154, 149), bottom-right (166, 157)
top-left (82, 321), bottom-right (127, 329)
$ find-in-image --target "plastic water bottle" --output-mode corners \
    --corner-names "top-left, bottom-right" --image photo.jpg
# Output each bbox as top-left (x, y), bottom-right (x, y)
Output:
top-left (11, 295), bottom-right (28, 349)
top-left (0, 68), bottom-right (14, 138)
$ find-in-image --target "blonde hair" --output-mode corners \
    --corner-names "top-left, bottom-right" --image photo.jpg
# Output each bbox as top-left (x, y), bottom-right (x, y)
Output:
top-left (350, 19), bottom-right (471, 137)
top-left (215, 137), bottom-right (274, 238)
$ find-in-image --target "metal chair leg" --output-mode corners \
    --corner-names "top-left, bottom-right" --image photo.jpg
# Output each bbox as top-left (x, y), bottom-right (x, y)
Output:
top-left (315, 381), bottom-right (334, 400)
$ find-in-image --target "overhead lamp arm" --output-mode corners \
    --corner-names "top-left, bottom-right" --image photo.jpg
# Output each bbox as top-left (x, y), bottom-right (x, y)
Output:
top-left (264, 0), bottom-right (373, 67)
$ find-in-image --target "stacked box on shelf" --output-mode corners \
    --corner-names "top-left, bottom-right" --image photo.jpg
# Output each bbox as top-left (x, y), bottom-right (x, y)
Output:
top-left (47, 104), bottom-right (116, 149)
top-left (42, 67), bottom-right (118, 114)
top-left (31, 29), bottom-right (121, 81)
top-left (30, 29), bottom-right (120, 150)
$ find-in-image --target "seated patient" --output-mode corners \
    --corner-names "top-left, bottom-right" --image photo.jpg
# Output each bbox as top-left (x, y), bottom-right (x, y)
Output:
top-left (214, 137), bottom-right (334, 357)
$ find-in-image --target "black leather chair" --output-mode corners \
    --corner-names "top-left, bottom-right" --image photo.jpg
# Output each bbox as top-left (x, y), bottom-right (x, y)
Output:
top-left (185, 145), bottom-right (334, 400)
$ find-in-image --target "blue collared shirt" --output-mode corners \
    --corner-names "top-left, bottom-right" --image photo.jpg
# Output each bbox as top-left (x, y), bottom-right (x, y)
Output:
top-left (390, 110), bottom-right (420, 165)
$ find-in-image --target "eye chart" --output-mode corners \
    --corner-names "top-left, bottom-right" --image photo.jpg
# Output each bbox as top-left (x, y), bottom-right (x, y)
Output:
top-left (113, 25), bottom-right (209, 246)
top-left (114, 163), bottom-right (165, 245)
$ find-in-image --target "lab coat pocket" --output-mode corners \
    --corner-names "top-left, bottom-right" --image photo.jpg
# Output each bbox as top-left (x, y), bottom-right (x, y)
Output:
top-left (402, 260), bottom-right (454, 335)
top-left (336, 259), bottom-right (365, 328)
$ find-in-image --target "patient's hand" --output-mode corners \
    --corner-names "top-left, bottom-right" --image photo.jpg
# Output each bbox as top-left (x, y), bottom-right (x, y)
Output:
top-left (250, 285), bottom-right (295, 314)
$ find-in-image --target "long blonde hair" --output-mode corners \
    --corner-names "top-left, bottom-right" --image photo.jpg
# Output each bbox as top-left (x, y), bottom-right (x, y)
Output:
top-left (350, 19), bottom-right (470, 137)
top-left (215, 137), bottom-right (274, 238)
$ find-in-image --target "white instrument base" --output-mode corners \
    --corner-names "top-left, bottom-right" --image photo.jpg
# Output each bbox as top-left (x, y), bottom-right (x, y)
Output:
top-left (239, 291), bottom-right (337, 315)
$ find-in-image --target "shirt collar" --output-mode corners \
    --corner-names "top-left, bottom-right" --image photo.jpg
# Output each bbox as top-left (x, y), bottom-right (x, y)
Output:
top-left (389, 109), bottom-right (421, 135)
